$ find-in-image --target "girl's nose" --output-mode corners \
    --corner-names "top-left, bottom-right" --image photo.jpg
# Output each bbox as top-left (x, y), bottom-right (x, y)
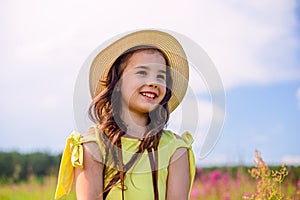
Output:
top-left (145, 74), bottom-right (159, 88)
top-left (148, 83), bottom-right (158, 88)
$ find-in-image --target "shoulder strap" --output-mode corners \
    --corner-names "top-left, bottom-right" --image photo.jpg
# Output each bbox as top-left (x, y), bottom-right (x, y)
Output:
top-left (147, 147), bottom-right (159, 200)
top-left (103, 141), bottom-right (125, 200)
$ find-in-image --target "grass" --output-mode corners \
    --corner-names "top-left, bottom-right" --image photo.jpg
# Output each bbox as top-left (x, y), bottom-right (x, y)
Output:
top-left (191, 150), bottom-right (300, 200)
top-left (0, 150), bottom-right (300, 199)
top-left (0, 176), bottom-right (75, 200)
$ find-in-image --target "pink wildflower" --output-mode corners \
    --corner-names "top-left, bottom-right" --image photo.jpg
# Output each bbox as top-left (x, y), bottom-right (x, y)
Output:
top-left (209, 170), bottom-right (222, 181)
top-left (196, 167), bottom-right (202, 175)
top-left (243, 193), bottom-right (252, 199)
top-left (190, 188), bottom-right (200, 198)
top-left (223, 193), bottom-right (230, 200)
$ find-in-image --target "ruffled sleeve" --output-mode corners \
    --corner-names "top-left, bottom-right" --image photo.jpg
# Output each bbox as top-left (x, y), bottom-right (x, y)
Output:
top-left (54, 130), bottom-right (99, 199)
top-left (54, 131), bottom-right (84, 199)
top-left (181, 131), bottom-right (196, 199)
top-left (160, 130), bottom-right (196, 199)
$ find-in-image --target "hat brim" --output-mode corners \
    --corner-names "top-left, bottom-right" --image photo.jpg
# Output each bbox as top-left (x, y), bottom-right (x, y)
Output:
top-left (89, 29), bottom-right (189, 112)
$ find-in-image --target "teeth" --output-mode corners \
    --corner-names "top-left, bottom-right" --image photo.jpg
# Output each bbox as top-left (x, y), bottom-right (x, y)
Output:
top-left (142, 92), bottom-right (155, 98)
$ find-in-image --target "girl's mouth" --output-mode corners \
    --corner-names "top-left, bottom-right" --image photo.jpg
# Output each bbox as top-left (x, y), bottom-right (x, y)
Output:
top-left (140, 92), bottom-right (157, 99)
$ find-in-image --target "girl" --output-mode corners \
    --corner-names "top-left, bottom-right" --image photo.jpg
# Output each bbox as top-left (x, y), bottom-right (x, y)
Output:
top-left (55, 29), bottom-right (195, 200)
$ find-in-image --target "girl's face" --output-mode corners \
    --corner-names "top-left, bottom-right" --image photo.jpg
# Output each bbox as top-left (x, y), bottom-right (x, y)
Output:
top-left (119, 50), bottom-right (167, 115)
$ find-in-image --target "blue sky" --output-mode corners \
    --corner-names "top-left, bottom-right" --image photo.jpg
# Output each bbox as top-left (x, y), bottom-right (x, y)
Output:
top-left (208, 81), bottom-right (300, 166)
top-left (0, 0), bottom-right (299, 166)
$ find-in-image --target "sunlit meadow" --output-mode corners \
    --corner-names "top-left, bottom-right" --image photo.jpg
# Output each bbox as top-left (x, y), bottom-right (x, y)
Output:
top-left (191, 150), bottom-right (300, 200)
top-left (0, 150), bottom-right (300, 199)
top-left (0, 176), bottom-right (76, 200)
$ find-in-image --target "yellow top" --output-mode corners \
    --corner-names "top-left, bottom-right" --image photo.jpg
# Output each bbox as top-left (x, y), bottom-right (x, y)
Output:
top-left (55, 126), bottom-right (195, 200)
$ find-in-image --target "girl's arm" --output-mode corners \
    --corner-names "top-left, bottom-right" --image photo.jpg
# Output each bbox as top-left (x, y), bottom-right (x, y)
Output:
top-left (75, 143), bottom-right (103, 200)
top-left (166, 147), bottom-right (190, 200)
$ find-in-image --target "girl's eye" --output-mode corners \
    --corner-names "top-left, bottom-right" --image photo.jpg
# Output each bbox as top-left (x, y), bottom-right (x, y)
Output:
top-left (157, 74), bottom-right (166, 81)
top-left (136, 71), bottom-right (147, 76)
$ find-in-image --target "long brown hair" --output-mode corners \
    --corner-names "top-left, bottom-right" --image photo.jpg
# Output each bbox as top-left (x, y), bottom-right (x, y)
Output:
top-left (88, 46), bottom-right (173, 199)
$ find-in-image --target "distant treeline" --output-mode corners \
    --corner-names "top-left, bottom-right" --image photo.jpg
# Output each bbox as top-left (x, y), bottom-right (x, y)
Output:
top-left (0, 151), bottom-right (61, 183)
top-left (1, 151), bottom-right (300, 185)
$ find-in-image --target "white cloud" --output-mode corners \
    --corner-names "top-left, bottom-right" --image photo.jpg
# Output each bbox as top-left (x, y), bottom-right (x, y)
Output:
top-left (194, 0), bottom-right (300, 89)
top-left (1, 0), bottom-right (299, 89)
top-left (281, 155), bottom-right (300, 166)
top-left (196, 153), bottom-right (232, 167)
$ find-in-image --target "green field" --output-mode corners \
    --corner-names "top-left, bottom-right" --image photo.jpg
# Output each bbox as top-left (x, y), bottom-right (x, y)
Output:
top-left (0, 166), bottom-right (299, 200)
top-left (0, 176), bottom-right (76, 200)
top-left (1, 151), bottom-right (300, 199)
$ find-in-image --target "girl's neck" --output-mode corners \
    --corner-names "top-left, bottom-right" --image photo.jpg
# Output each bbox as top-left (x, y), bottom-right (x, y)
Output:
top-left (120, 110), bottom-right (148, 138)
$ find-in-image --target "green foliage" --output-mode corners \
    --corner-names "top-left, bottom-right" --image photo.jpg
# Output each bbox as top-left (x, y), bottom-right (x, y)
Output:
top-left (1, 150), bottom-right (300, 199)
top-left (0, 151), bottom-right (61, 183)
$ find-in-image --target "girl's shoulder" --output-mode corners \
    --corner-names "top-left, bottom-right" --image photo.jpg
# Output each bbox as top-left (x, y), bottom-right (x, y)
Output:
top-left (80, 125), bottom-right (105, 163)
top-left (161, 130), bottom-right (194, 147)
top-left (158, 130), bottom-right (195, 173)
top-left (81, 125), bottom-right (99, 140)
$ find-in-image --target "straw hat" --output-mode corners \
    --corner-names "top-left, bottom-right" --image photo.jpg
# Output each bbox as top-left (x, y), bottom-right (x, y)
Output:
top-left (89, 29), bottom-right (189, 112)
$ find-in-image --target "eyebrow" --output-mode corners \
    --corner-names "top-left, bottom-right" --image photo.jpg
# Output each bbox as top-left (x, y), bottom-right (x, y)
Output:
top-left (135, 65), bottom-right (166, 74)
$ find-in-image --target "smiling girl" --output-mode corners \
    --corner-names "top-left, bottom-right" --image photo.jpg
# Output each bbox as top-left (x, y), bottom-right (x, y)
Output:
top-left (55, 30), bottom-right (195, 200)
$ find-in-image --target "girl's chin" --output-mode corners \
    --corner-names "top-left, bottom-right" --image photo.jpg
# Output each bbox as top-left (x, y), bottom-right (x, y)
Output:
top-left (130, 104), bottom-right (160, 114)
